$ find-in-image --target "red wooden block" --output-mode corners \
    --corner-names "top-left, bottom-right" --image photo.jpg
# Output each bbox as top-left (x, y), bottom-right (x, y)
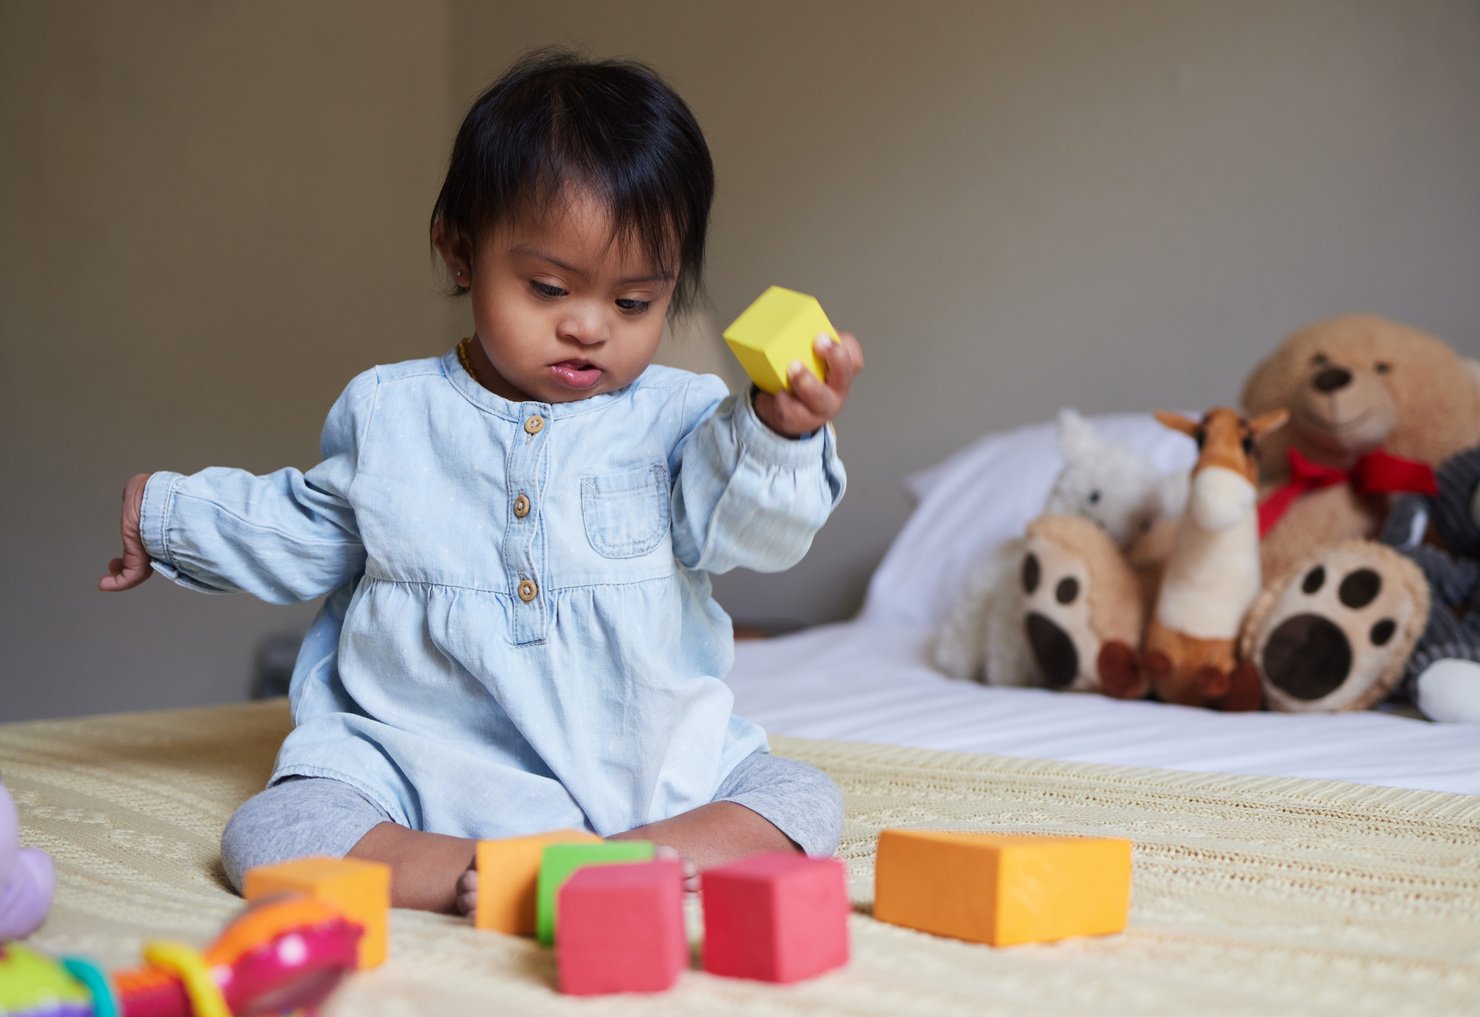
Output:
top-left (700, 852), bottom-right (850, 983)
top-left (556, 858), bottom-right (688, 996)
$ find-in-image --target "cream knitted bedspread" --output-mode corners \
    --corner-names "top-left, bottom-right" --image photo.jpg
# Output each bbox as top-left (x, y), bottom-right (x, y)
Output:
top-left (2, 700), bottom-right (1477, 1016)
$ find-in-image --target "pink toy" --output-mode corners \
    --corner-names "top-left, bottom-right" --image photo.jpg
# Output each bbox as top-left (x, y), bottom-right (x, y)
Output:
top-left (700, 853), bottom-right (850, 984)
top-left (0, 776), bottom-right (54, 941)
top-left (556, 858), bottom-right (687, 996)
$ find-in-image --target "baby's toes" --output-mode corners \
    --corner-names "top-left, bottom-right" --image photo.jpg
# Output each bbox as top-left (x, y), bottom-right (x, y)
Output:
top-left (456, 864), bottom-right (479, 917)
top-left (654, 844), bottom-right (699, 894)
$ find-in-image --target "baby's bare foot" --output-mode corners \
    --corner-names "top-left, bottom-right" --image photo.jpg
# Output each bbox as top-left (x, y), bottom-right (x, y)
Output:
top-left (456, 862), bottom-right (478, 917)
top-left (456, 842), bottom-right (697, 921)
top-left (654, 844), bottom-right (700, 894)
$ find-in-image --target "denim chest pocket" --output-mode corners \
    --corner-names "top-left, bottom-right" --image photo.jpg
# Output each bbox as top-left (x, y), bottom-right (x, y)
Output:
top-left (581, 464), bottom-right (672, 558)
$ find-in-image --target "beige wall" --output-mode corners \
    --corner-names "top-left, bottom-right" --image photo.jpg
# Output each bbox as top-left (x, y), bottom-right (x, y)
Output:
top-left (4, 1), bottom-right (1479, 719)
top-left (1, 1), bottom-right (455, 719)
top-left (449, 0), bottom-right (1480, 628)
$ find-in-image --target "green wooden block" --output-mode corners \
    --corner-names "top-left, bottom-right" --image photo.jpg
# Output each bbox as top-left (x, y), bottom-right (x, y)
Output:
top-left (536, 840), bottom-right (655, 945)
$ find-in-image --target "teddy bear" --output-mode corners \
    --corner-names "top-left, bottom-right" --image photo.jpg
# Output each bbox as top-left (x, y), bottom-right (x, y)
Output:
top-left (931, 409), bottom-right (1181, 686)
top-left (1378, 444), bottom-right (1480, 721)
top-left (0, 775), bottom-right (53, 940)
top-left (1014, 315), bottom-right (1480, 711)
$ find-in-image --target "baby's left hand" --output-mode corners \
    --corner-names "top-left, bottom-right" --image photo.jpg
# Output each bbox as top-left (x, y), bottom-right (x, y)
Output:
top-left (753, 331), bottom-right (864, 438)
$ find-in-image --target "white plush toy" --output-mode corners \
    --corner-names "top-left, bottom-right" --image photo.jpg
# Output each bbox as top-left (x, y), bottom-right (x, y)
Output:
top-left (932, 409), bottom-right (1181, 684)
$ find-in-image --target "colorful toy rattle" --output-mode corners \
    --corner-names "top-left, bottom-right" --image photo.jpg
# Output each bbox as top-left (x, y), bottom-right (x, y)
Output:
top-left (0, 895), bottom-right (362, 1017)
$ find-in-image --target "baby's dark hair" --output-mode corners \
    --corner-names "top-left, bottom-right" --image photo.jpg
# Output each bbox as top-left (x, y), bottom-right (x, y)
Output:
top-left (431, 49), bottom-right (714, 316)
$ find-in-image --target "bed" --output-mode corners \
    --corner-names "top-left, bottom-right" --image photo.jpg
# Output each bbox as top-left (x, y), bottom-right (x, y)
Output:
top-left (728, 410), bottom-right (1480, 796)
top-left (4, 413), bottom-right (1479, 1014)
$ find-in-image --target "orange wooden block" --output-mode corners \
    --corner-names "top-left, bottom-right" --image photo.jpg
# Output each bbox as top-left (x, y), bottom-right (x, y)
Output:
top-left (474, 829), bottom-right (601, 935)
top-left (873, 830), bottom-right (1131, 946)
top-left (242, 855), bottom-right (392, 969)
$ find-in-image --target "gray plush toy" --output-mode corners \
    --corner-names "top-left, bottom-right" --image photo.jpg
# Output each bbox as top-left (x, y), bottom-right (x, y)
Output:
top-left (1381, 444), bottom-right (1480, 721)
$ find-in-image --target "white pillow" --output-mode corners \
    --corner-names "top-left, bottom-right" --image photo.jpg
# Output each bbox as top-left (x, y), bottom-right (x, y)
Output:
top-left (858, 412), bottom-right (1197, 626)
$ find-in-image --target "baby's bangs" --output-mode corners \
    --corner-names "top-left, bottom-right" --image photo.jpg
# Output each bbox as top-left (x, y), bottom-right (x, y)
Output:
top-left (523, 159), bottom-right (685, 281)
top-left (542, 83), bottom-right (706, 310)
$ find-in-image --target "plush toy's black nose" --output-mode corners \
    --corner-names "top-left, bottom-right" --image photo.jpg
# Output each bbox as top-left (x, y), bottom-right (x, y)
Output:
top-left (1313, 366), bottom-right (1352, 393)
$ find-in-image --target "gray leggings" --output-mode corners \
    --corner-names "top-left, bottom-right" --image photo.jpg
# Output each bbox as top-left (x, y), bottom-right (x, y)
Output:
top-left (219, 751), bottom-right (843, 892)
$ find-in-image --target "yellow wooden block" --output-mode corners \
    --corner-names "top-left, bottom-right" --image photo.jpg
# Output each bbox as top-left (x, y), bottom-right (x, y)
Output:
top-left (242, 855), bottom-right (392, 969)
top-left (873, 830), bottom-right (1131, 946)
top-left (722, 285), bottom-right (839, 393)
top-left (474, 829), bottom-right (602, 935)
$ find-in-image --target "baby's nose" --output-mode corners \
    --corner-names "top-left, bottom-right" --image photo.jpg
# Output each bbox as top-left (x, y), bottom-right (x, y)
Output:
top-left (559, 310), bottom-right (607, 345)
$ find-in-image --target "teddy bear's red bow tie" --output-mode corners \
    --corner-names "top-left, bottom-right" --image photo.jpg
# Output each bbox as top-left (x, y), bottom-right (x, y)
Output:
top-left (1257, 447), bottom-right (1437, 537)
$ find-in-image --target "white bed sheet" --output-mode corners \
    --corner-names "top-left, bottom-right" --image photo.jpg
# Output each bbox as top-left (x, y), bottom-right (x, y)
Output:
top-left (728, 621), bottom-right (1480, 796)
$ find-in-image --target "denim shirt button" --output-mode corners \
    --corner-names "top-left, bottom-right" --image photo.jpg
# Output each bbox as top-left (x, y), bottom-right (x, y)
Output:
top-left (513, 493), bottom-right (531, 519)
top-left (524, 415), bottom-right (545, 435)
top-left (517, 578), bottom-right (539, 603)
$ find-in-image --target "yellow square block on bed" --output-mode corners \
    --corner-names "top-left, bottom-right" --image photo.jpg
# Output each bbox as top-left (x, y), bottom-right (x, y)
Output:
top-left (242, 855), bottom-right (391, 968)
top-left (474, 829), bottom-right (602, 935)
top-left (873, 830), bottom-right (1131, 946)
top-left (723, 285), bottom-right (839, 394)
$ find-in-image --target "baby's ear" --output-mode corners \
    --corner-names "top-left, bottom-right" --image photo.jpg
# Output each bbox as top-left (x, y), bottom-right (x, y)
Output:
top-left (430, 221), bottom-right (471, 275)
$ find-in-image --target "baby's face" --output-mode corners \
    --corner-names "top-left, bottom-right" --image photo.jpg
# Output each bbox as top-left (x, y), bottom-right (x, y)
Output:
top-left (459, 188), bottom-right (677, 404)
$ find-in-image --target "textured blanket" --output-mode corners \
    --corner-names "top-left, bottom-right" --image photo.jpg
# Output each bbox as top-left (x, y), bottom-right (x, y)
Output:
top-left (2, 700), bottom-right (1478, 1015)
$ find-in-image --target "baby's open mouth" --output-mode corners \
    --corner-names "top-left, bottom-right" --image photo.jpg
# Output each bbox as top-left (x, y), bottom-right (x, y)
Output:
top-left (549, 360), bottom-right (603, 389)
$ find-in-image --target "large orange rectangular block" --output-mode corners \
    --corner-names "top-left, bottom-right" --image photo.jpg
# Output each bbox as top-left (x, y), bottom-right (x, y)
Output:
top-left (873, 830), bottom-right (1131, 946)
top-left (475, 829), bottom-right (601, 935)
top-left (242, 856), bottom-right (392, 969)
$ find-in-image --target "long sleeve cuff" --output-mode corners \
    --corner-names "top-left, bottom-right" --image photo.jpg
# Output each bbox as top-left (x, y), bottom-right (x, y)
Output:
top-left (731, 386), bottom-right (833, 470)
top-left (139, 470), bottom-right (225, 592)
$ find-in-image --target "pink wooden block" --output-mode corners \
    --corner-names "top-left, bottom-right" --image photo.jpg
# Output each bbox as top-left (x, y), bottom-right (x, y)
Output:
top-left (556, 858), bottom-right (688, 996)
top-left (701, 852), bottom-right (850, 983)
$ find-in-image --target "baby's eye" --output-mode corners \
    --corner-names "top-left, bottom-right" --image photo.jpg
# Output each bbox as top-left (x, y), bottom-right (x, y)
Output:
top-left (616, 298), bottom-right (651, 315)
top-left (531, 281), bottom-right (566, 299)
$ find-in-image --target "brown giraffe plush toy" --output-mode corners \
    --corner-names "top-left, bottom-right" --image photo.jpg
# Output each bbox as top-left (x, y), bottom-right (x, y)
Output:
top-left (1097, 407), bottom-right (1287, 710)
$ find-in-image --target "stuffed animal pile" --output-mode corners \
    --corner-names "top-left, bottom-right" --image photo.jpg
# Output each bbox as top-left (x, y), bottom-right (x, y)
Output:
top-left (942, 315), bottom-right (1480, 717)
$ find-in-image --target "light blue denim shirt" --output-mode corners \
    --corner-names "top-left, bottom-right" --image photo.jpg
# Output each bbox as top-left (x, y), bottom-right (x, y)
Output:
top-left (139, 349), bottom-right (844, 838)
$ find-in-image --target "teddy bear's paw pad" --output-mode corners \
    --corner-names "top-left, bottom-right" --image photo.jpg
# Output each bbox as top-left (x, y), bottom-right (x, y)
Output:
top-left (1019, 533), bottom-right (1100, 692)
top-left (1246, 542), bottom-right (1427, 712)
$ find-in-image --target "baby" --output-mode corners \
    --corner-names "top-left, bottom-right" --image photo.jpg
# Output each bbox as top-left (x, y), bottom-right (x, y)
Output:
top-left (101, 51), bottom-right (864, 914)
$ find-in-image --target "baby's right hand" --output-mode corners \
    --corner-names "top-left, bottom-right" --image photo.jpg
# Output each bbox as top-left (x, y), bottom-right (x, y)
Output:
top-left (99, 473), bottom-right (153, 592)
